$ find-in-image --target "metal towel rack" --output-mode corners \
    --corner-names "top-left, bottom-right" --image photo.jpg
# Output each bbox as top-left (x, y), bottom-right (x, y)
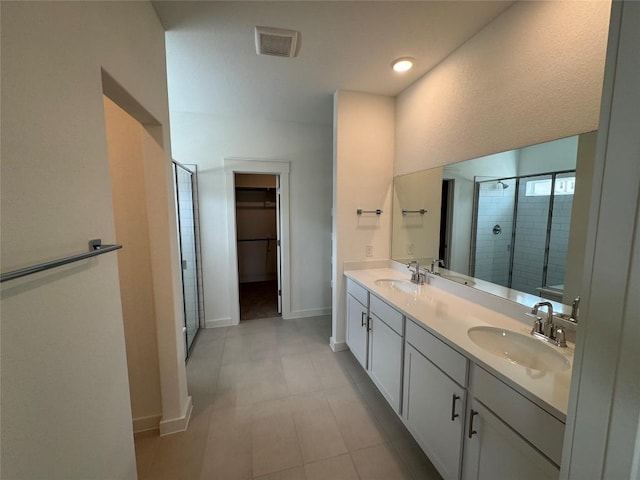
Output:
top-left (0, 239), bottom-right (123, 283)
top-left (357, 209), bottom-right (383, 216)
top-left (402, 209), bottom-right (427, 215)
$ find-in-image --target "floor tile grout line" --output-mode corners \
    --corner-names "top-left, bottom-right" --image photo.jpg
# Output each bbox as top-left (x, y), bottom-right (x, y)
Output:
top-left (136, 315), bottom-right (435, 480)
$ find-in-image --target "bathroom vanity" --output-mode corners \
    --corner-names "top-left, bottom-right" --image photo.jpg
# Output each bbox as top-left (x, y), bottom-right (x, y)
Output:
top-left (344, 266), bottom-right (572, 480)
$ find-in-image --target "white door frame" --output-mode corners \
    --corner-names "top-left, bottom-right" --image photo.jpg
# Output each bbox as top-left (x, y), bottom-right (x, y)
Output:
top-left (224, 158), bottom-right (291, 324)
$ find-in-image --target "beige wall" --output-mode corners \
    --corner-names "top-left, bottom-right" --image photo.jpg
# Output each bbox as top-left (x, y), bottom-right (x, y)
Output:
top-left (332, 91), bottom-right (395, 347)
top-left (395, 1), bottom-right (610, 176)
top-left (0, 2), bottom-right (186, 477)
top-left (104, 96), bottom-right (163, 431)
top-left (391, 168), bottom-right (443, 264)
top-left (564, 132), bottom-right (597, 303)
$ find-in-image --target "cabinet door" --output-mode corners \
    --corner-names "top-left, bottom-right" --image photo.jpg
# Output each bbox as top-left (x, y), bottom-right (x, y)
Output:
top-left (403, 343), bottom-right (465, 480)
top-left (346, 293), bottom-right (368, 369)
top-left (368, 314), bottom-right (403, 412)
top-left (462, 400), bottom-right (559, 480)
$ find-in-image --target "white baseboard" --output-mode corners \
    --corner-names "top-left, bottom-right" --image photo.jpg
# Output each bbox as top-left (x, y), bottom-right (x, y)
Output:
top-left (286, 307), bottom-right (331, 319)
top-left (132, 414), bottom-right (162, 433)
top-left (159, 396), bottom-right (193, 436)
top-left (205, 317), bottom-right (233, 328)
top-left (330, 337), bottom-right (348, 352)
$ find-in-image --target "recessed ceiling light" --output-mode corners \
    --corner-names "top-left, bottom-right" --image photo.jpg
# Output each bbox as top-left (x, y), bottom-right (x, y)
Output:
top-left (392, 57), bottom-right (414, 73)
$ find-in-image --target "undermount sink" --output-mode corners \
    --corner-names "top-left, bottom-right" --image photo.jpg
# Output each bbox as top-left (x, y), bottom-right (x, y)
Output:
top-left (467, 326), bottom-right (570, 372)
top-left (440, 273), bottom-right (476, 286)
top-left (374, 278), bottom-right (419, 294)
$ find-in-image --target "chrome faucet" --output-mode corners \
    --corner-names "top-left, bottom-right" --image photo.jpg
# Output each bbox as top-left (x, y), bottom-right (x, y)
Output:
top-left (407, 261), bottom-right (426, 285)
top-left (527, 301), bottom-right (566, 347)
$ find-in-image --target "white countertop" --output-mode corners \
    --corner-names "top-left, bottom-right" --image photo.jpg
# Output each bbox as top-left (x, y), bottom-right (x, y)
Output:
top-left (344, 267), bottom-right (573, 421)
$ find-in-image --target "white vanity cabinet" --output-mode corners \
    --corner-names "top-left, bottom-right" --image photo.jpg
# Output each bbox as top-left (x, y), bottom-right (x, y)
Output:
top-left (368, 294), bottom-right (404, 412)
top-left (346, 279), bottom-right (369, 369)
top-left (344, 271), bottom-right (567, 480)
top-left (402, 319), bottom-right (468, 480)
top-left (462, 365), bottom-right (563, 480)
top-left (345, 279), bottom-right (405, 412)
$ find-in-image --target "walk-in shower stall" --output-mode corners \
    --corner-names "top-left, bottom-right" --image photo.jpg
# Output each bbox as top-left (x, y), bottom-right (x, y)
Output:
top-left (471, 170), bottom-right (576, 298)
top-left (173, 162), bottom-right (204, 358)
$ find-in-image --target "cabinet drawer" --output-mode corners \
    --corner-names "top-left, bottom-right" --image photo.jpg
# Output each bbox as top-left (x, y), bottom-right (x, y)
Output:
top-left (471, 365), bottom-right (565, 466)
top-left (370, 294), bottom-right (403, 335)
top-left (406, 319), bottom-right (467, 386)
top-left (346, 278), bottom-right (368, 307)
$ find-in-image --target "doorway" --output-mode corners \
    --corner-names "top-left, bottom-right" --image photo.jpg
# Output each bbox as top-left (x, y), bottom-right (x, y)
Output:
top-left (224, 159), bottom-right (291, 324)
top-left (235, 173), bottom-right (280, 321)
top-left (103, 94), bottom-right (163, 432)
top-left (439, 179), bottom-right (454, 267)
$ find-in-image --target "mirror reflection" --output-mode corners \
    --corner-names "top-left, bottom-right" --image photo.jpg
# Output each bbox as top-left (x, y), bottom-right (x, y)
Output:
top-left (391, 132), bottom-right (597, 307)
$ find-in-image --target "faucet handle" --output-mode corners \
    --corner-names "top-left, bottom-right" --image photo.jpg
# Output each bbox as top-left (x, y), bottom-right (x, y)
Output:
top-left (526, 312), bottom-right (543, 334)
top-left (570, 296), bottom-right (580, 322)
top-left (554, 326), bottom-right (567, 347)
top-left (430, 258), bottom-right (444, 274)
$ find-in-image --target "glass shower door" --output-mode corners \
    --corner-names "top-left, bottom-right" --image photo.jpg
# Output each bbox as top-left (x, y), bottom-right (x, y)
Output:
top-left (174, 163), bottom-right (200, 357)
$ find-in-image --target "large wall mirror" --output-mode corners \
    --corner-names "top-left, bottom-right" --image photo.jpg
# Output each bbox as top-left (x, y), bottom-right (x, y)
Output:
top-left (391, 132), bottom-right (597, 308)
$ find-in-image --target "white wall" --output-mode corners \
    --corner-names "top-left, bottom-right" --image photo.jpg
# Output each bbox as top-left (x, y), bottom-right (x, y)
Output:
top-left (562, 3), bottom-right (640, 476)
top-left (168, 112), bottom-right (333, 323)
top-left (395, 0), bottom-right (610, 175)
top-left (517, 135), bottom-right (579, 176)
top-left (332, 91), bottom-right (395, 349)
top-left (0, 2), bottom-right (188, 478)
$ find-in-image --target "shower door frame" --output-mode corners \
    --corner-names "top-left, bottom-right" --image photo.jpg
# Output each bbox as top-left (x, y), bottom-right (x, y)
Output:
top-left (173, 160), bottom-right (203, 358)
top-left (469, 169), bottom-right (576, 292)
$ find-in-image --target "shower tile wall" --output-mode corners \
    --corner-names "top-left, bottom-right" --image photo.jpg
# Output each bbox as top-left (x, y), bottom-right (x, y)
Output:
top-left (510, 192), bottom-right (549, 295)
top-left (186, 165), bottom-right (205, 326)
top-left (546, 194), bottom-right (574, 288)
top-left (176, 168), bottom-right (199, 348)
top-left (474, 180), bottom-right (515, 286)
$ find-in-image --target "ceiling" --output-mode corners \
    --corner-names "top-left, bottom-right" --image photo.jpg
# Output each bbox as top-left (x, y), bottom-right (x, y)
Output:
top-left (152, 1), bottom-right (514, 125)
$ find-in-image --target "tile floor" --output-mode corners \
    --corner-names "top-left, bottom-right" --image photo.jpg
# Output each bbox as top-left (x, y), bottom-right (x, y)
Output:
top-left (134, 315), bottom-right (443, 480)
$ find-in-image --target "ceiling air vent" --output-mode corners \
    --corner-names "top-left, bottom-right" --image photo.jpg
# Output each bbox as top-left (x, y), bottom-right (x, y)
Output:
top-left (255, 26), bottom-right (299, 58)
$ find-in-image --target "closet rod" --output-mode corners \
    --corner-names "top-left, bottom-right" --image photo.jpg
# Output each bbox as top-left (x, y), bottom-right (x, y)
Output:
top-left (237, 237), bottom-right (275, 242)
